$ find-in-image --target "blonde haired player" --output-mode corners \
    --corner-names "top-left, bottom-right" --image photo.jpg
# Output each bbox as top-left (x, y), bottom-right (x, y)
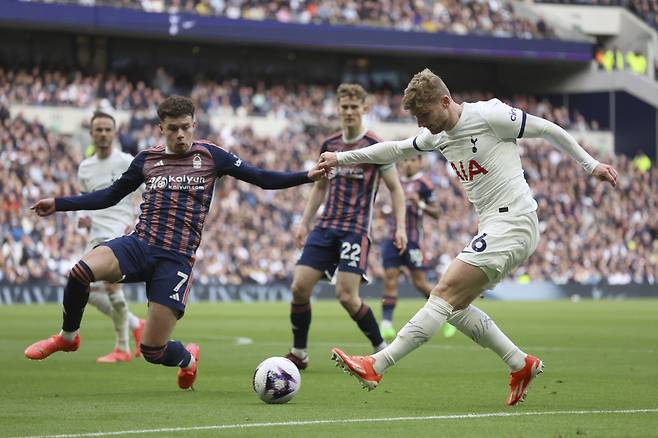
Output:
top-left (285, 84), bottom-right (407, 370)
top-left (78, 111), bottom-right (144, 363)
top-left (319, 69), bottom-right (617, 405)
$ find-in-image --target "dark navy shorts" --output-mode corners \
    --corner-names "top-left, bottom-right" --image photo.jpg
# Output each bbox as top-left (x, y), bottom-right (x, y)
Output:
top-left (100, 234), bottom-right (194, 318)
top-left (381, 239), bottom-right (429, 270)
top-left (297, 227), bottom-right (370, 280)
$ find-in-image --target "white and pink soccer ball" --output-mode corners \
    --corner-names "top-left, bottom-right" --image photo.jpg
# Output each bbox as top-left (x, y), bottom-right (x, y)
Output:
top-left (252, 357), bottom-right (301, 404)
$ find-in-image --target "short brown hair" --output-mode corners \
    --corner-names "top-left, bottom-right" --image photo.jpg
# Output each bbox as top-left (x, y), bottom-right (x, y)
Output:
top-left (402, 69), bottom-right (451, 113)
top-left (157, 95), bottom-right (195, 121)
top-left (337, 83), bottom-right (368, 103)
top-left (90, 111), bottom-right (115, 126)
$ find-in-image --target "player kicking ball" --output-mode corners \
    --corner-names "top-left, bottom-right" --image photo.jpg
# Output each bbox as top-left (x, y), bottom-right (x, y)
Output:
top-left (379, 155), bottom-right (457, 342)
top-left (319, 69), bottom-right (617, 405)
top-left (25, 96), bottom-right (324, 390)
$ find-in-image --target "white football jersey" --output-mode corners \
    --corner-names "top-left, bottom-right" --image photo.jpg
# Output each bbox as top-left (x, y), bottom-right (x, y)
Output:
top-left (414, 99), bottom-right (537, 220)
top-left (78, 148), bottom-right (136, 241)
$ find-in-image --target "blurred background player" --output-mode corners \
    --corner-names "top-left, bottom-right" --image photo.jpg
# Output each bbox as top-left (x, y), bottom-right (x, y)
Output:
top-left (285, 84), bottom-right (408, 370)
top-left (25, 96), bottom-right (324, 390)
top-left (379, 155), bottom-right (456, 342)
top-left (321, 69), bottom-right (618, 405)
top-left (78, 111), bottom-right (145, 363)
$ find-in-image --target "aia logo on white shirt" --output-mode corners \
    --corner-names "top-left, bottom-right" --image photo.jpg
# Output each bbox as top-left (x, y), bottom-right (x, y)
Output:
top-left (451, 160), bottom-right (488, 182)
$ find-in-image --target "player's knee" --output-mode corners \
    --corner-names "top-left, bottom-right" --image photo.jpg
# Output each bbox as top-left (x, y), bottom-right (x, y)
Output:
top-left (290, 280), bottom-right (311, 301)
top-left (432, 277), bottom-right (461, 301)
top-left (140, 344), bottom-right (166, 364)
top-left (69, 260), bottom-right (95, 287)
top-left (383, 274), bottom-right (397, 290)
top-left (335, 287), bottom-right (358, 308)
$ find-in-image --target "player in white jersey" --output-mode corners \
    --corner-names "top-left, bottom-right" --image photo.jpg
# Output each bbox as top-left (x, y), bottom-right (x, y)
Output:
top-left (319, 69), bottom-right (618, 406)
top-left (78, 111), bottom-right (144, 363)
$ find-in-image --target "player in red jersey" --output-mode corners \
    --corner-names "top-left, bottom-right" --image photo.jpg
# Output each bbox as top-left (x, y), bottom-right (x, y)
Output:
top-left (25, 96), bottom-right (324, 390)
top-left (285, 84), bottom-right (407, 370)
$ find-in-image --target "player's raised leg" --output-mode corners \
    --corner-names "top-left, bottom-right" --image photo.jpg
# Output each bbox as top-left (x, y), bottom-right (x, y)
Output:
top-left (380, 267), bottom-right (401, 343)
top-left (332, 259), bottom-right (486, 388)
top-left (25, 245), bottom-right (122, 360)
top-left (335, 271), bottom-right (386, 352)
top-left (286, 265), bottom-right (324, 369)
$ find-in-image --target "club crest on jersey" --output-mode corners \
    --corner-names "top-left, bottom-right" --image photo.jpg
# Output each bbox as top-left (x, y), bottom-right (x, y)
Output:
top-left (192, 153), bottom-right (202, 169)
top-left (470, 137), bottom-right (478, 153)
top-left (450, 160), bottom-right (488, 182)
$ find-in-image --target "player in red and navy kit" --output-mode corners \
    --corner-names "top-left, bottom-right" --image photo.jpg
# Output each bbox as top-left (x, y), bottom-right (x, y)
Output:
top-left (25, 96), bottom-right (324, 390)
top-left (285, 84), bottom-right (407, 370)
top-left (379, 154), bottom-right (456, 343)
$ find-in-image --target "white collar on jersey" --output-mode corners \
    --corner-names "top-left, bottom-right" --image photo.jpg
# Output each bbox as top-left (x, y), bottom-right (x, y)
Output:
top-left (342, 127), bottom-right (368, 144)
top-left (400, 172), bottom-right (424, 182)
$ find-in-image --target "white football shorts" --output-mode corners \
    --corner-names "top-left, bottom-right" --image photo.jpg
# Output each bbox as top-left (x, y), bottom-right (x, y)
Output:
top-left (457, 211), bottom-right (539, 289)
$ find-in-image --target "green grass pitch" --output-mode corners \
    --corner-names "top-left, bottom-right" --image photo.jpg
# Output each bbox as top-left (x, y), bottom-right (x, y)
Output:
top-left (2, 299), bottom-right (657, 437)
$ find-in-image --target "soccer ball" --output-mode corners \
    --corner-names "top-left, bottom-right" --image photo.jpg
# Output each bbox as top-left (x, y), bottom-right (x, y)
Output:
top-left (252, 357), bottom-right (301, 404)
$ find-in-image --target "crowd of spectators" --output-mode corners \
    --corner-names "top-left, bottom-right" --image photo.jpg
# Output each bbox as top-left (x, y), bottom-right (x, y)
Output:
top-left (537, 0), bottom-right (658, 30)
top-left (2, 67), bottom-right (602, 134)
top-left (30, 0), bottom-right (555, 39)
top-left (1, 95), bottom-right (656, 286)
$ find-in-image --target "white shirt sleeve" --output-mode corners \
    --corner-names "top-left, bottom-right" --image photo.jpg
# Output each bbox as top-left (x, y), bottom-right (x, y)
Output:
top-left (336, 136), bottom-right (419, 165)
top-left (77, 165), bottom-right (88, 194)
top-left (522, 114), bottom-right (599, 174)
top-left (479, 98), bottom-right (526, 140)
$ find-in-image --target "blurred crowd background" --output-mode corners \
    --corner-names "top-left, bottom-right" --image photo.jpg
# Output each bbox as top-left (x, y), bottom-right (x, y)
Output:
top-left (2, 67), bottom-right (656, 287)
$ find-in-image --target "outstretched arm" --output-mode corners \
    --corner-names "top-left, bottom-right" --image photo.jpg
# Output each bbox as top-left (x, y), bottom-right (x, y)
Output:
top-left (319, 137), bottom-right (418, 171)
top-left (227, 160), bottom-right (324, 189)
top-left (32, 155), bottom-right (145, 216)
top-left (523, 114), bottom-right (618, 187)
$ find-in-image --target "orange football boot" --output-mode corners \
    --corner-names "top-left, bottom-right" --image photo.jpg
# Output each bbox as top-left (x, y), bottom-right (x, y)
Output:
top-left (177, 343), bottom-right (200, 389)
top-left (132, 319), bottom-right (145, 357)
top-left (96, 348), bottom-right (132, 363)
top-left (24, 334), bottom-right (80, 360)
top-left (507, 354), bottom-right (544, 406)
top-left (331, 347), bottom-right (382, 391)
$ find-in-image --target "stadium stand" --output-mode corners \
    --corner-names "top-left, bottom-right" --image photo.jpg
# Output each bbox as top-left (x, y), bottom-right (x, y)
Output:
top-left (30, 0), bottom-right (556, 38)
top-left (2, 76), bottom-right (656, 286)
top-left (536, 0), bottom-right (658, 30)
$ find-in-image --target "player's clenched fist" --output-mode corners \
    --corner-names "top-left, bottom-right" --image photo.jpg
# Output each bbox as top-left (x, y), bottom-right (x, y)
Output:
top-left (318, 152), bottom-right (338, 173)
top-left (30, 198), bottom-right (56, 217)
top-left (591, 163), bottom-right (618, 187)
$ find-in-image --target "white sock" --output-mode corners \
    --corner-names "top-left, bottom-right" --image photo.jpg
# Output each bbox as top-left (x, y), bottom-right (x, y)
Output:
top-left (60, 329), bottom-right (79, 341)
top-left (448, 304), bottom-right (526, 371)
top-left (372, 295), bottom-right (453, 375)
top-left (87, 291), bottom-right (112, 317)
top-left (380, 320), bottom-right (393, 330)
top-left (109, 289), bottom-right (130, 352)
top-left (291, 348), bottom-right (308, 359)
top-left (128, 313), bottom-right (140, 331)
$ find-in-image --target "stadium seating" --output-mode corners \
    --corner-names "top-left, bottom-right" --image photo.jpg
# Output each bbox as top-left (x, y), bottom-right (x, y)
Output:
top-left (2, 75), bottom-right (656, 285)
top-left (30, 0), bottom-right (556, 39)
